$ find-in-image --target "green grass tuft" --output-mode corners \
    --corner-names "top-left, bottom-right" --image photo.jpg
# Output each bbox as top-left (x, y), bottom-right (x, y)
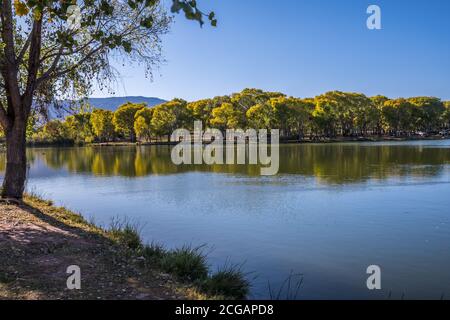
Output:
top-left (26, 189), bottom-right (53, 206)
top-left (202, 264), bottom-right (250, 299)
top-left (108, 218), bottom-right (142, 251)
top-left (141, 242), bottom-right (167, 264)
top-left (160, 245), bottom-right (209, 282)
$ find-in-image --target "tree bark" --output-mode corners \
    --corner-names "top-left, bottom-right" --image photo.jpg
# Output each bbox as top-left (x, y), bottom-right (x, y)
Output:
top-left (1, 118), bottom-right (27, 199)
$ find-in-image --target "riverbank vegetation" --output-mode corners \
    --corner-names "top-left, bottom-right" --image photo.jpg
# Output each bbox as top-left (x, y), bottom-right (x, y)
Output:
top-left (8, 89), bottom-right (449, 145)
top-left (0, 195), bottom-right (249, 300)
top-left (108, 219), bottom-right (249, 299)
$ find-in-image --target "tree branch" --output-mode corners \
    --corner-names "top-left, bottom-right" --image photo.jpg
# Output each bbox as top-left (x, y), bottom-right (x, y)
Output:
top-left (16, 33), bottom-right (33, 66)
top-left (23, 18), bottom-right (43, 116)
top-left (37, 45), bottom-right (104, 86)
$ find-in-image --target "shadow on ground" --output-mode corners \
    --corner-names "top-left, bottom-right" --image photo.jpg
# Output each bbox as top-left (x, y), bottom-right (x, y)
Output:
top-left (0, 201), bottom-right (179, 300)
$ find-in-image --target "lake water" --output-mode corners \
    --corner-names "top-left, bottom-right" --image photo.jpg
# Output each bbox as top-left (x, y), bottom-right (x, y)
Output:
top-left (2, 140), bottom-right (450, 299)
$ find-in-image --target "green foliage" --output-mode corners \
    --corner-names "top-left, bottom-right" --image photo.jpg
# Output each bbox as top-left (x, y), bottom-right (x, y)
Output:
top-left (371, 95), bottom-right (390, 108)
top-left (107, 229), bottom-right (249, 299)
top-left (269, 97), bottom-right (292, 135)
top-left (246, 103), bottom-right (274, 129)
top-left (232, 88), bottom-right (285, 113)
top-left (91, 109), bottom-right (115, 141)
top-left (442, 102), bottom-right (450, 128)
top-left (312, 96), bottom-right (338, 137)
top-left (151, 104), bottom-right (177, 137)
top-left (65, 113), bottom-right (94, 143)
top-left (382, 98), bottom-right (416, 133)
top-left (287, 98), bottom-right (315, 138)
top-left (151, 99), bottom-right (191, 137)
top-left (26, 112), bottom-right (38, 139)
top-left (171, 0), bottom-right (217, 27)
top-left (408, 97), bottom-right (445, 131)
top-left (113, 103), bottom-right (146, 141)
top-left (187, 99), bottom-right (214, 127)
top-left (313, 91), bottom-right (376, 137)
top-left (370, 96), bottom-right (389, 134)
top-left (201, 264), bottom-right (250, 299)
top-left (2, 0), bottom-right (186, 117)
top-left (32, 120), bottom-right (71, 143)
top-left (24, 89), bottom-right (449, 145)
top-left (160, 245), bottom-right (209, 281)
top-left (210, 102), bottom-right (243, 130)
top-left (269, 96), bottom-right (314, 137)
top-left (134, 108), bottom-right (154, 141)
top-left (108, 218), bottom-right (143, 251)
top-left (141, 242), bottom-right (167, 264)
top-left (138, 241), bottom-right (249, 299)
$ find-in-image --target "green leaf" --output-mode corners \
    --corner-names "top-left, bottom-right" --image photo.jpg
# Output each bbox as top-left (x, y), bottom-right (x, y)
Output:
top-left (122, 41), bottom-right (132, 53)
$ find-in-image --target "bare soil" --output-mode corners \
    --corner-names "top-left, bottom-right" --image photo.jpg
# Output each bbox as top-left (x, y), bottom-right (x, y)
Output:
top-left (0, 197), bottom-right (185, 300)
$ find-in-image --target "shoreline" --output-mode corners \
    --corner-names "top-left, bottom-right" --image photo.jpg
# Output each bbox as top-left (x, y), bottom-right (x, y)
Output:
top-left (92, 135), bottom-right (450, 147)
top-left (0, 195), bottom-right (248, 300)
top-left (12, 135), bottom-right (449, 148)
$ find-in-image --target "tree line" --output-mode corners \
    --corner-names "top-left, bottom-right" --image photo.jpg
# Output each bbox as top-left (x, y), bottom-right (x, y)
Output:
top-left (20, 89), bottom-right (450, 144)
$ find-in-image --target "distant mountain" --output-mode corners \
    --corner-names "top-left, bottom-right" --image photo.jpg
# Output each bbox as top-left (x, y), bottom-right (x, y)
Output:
top-left (86, 96), bottom-right (166, 111)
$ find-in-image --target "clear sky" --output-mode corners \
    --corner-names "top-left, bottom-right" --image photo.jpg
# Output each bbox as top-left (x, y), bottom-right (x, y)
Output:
top-left (92, 0), bottom-right (450, 101)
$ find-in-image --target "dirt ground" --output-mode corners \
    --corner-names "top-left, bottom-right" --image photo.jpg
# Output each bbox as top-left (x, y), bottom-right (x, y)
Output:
top-left (0, 198), bottom-right (185, 300)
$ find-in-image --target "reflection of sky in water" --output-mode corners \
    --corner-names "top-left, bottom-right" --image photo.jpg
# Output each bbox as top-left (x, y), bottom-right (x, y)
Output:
top-left (2, 140), bottom-right (450, 299)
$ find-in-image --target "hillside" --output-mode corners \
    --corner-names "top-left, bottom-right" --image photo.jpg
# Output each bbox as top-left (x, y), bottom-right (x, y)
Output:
top-left (50, 96), bottom-right (167, 119)
top-left (87, 96), bottom-right (166, 111)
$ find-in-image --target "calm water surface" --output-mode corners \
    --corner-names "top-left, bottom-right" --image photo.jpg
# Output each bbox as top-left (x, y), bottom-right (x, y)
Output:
top-left (2, 140), bottom-right (450, 299)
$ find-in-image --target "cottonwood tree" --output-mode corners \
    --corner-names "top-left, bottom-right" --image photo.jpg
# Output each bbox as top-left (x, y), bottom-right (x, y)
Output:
top-left (113, 103), bottom-right (145, 142)
top-left (151, 99), bottom-right (189, 139)
top-left (381, 98), bottom-right (415, 135)
top-left (370, 95), bottom-right (390, 135)
top-left (134, 107), bottom-right (153, 142)
top-left (210, 102), bottom-right (243, 131)
top-left (187, 99), bottom-right (213, 127)
top-left (443, 102), bottom-right (450, 129)
top-left (90, 109), bottom-right (115, 141)
top-left (0, 0), bottom-right (215, 199)
top-left (407, 97), bottom-right (445, 132)
top-left (246, 103), bottom-right (273, 130)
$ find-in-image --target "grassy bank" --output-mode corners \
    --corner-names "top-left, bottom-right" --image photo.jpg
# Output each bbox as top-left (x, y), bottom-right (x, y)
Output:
top-left (0, 195), bottom-right (249, 300)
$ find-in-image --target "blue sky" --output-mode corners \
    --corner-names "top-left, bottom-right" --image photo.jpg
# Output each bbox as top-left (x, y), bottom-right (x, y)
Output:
top-left (92, 0), bottom-right (450, 101)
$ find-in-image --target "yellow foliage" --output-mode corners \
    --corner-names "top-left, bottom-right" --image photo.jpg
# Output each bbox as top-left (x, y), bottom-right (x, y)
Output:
top-left (33, 8), bottom-right (42, 21)
top-left (14, 0), bottom-right (30, 17)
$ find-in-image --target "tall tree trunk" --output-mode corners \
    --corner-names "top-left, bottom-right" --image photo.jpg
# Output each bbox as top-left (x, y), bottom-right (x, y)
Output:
top-left (1, 118), bottom-right (27, 199)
